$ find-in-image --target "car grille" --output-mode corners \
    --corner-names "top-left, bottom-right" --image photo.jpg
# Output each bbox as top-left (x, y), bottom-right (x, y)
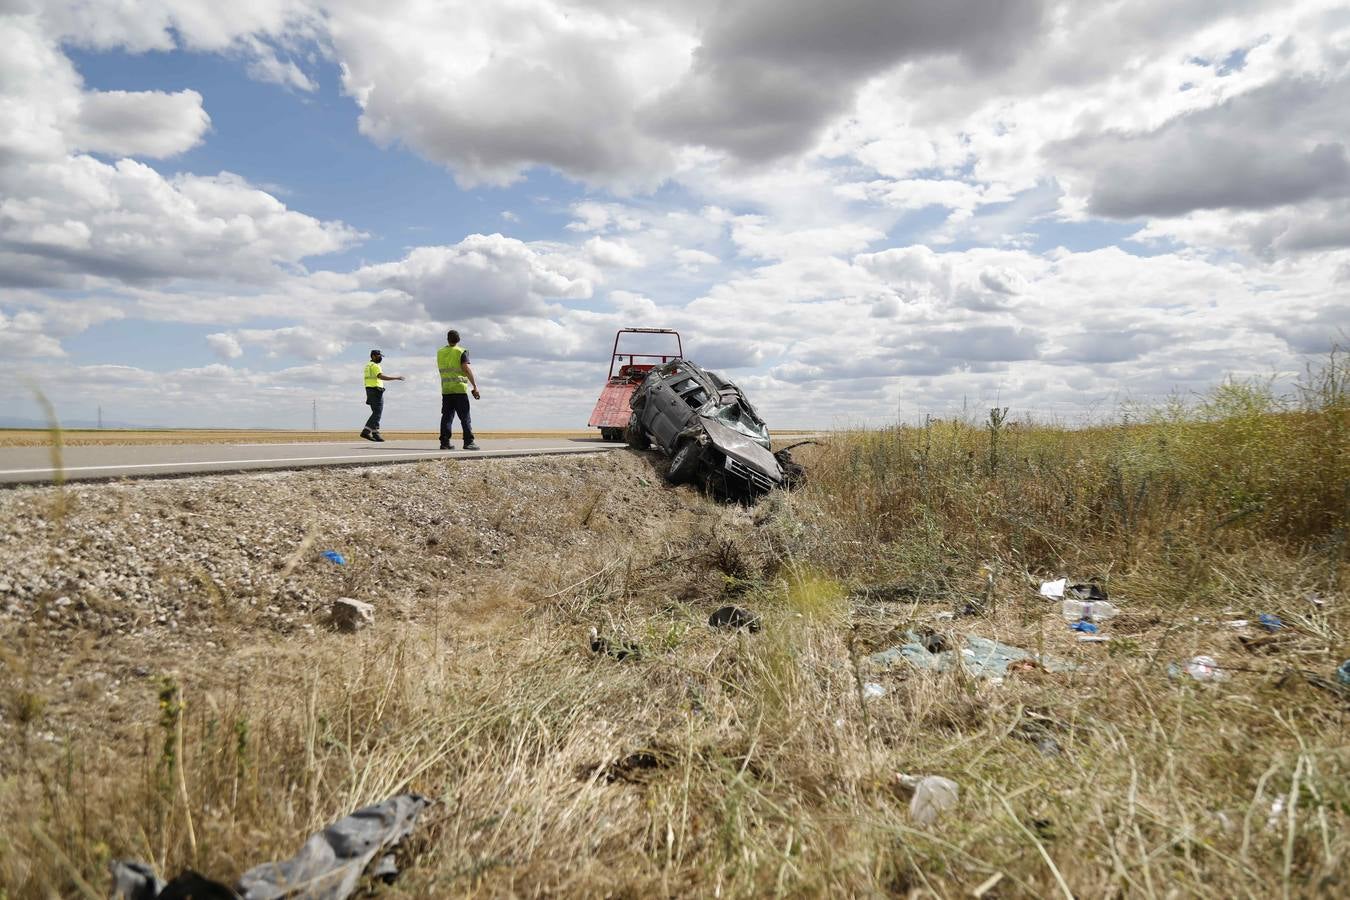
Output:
top-left (724, 454), bottom-right (778, 494)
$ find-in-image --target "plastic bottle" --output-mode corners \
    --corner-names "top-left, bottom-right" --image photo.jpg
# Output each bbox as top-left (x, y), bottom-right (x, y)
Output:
top-left (1061, 598), bottom-right (1119, 621)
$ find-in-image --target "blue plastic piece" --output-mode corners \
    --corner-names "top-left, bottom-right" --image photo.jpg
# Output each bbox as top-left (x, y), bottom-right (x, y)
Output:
top-left (1070, 620), bottom-right (1099, 633)
top-left (321, 550), bottom-right (346, 565)
top-left (1338, 660), bottom-right (1350, 686)
top-left (1257, 613), bottom-right (1283, 632)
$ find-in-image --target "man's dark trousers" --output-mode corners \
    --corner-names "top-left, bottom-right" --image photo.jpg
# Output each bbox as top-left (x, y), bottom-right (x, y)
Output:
top-left (440, 393), bottom-right (473, 445)
top-left (364, 387), bottom-right (384, 431)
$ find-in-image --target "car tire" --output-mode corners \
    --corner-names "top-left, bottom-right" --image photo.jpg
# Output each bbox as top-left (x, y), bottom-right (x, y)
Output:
top-left (624, 414), bottom-right (651, 450)
top-left (665, 438), bottom-right (701, 485)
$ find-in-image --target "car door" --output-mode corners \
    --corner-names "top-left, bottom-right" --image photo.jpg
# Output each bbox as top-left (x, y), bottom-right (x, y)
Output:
top-left (647, 376), bottom-right (684, 448)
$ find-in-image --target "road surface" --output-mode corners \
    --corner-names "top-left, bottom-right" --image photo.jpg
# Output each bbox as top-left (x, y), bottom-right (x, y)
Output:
top-left (0, 438), bottom-right (625, 485)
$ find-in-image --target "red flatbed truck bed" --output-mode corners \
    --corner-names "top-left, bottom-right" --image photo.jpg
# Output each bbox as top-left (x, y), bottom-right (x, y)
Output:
top-left (588, 328), bottom-right (683, 441)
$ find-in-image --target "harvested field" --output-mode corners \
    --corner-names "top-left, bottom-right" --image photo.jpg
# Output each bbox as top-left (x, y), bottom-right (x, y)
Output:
top-left (0, 428), bottom-right (821, 448)
top-left (0, 429), bottom-right (593, 447)
top-left (1, 361), bottom-right (1346, 897)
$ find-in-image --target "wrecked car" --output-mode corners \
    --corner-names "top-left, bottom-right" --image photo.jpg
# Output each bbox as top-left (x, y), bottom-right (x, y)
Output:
top-left (624, 359), bottom-right (803, 498)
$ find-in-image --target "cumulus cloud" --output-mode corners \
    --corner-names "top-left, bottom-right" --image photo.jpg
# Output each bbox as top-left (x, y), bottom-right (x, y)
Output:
top-left (355, 234), bottom-right (597, 320)
top-left (585, 237), bottom-right (645, 268)
top-left (1052, 76), bottom-right (1350, 220)
top-left (70, 89), bottom-right (211, 157)
top-left (643, 0), bottom-right (1046, 161)
top-left (206, 332), bottom-right (244, 359)
top-left (0, 14), bottom-right (359, 290)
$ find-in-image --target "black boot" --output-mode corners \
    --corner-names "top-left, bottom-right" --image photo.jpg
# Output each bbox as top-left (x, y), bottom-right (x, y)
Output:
top-left (360, 428), bottom-right (375, 441)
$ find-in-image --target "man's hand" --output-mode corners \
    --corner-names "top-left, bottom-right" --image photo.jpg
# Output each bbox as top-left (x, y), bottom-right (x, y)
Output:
top-left (471, 389), bottom-right (481, 400)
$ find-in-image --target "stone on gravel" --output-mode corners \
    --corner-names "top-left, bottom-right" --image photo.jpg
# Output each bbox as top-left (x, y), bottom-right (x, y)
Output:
top-left (331, 597), bottom-right (375, 633)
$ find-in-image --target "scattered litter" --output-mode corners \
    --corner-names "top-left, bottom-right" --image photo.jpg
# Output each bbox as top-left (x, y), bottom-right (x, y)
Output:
top-left (872, 633), bottom-right (1075, 679)
top-left (330, 597), bottom-right (374, 633)
top-left (1258, 613), bottom-right (1283, 632)
top-left (862, 682), bottom-right (886, 699)
top-left (1061, 598), bottom-right (1119, 621)
top-left (1169, 655), bottom-right (1228, 682)
top-left (110, 864), bottom-right (234, 900)
top-left (957, 600), bottom-right (984, 617)
top-left (1226, 619), bottom-right (1250, 628)
top-left (898, 774), bottom-right (960, 826)
top-left (1038, 578), bottom-right (1066, 599)
top-left (1077, 634), bottom-right (1110, 643)
top-left (1070, 620), bottom-right (1098, 634)
top-left (708, 605), bottom-right (762, 632)
top-left (934, 611), bottom-right (955, 622)
top-left (1066, 583), bottom-right (1109, 602)
top-left (588, 627), bottom-right (640, 661)
top-left (1338, 660), bottom-right (1350, 686)
top-left (320, 550), bottom-right (346, 565)
top-left (965, 635), bottom-right (1075, 677)
top-left (917, 630), bottom-right (949, 653)
top-left (112, 793), bottom-right (430, 900)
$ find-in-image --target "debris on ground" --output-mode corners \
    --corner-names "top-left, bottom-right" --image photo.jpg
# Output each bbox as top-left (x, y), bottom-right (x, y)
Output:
top-left (588, 627), bottom-right (641, 661)
top-left (1038, 578), bottom-right (1067, 599)
top-left (330, 597), bottom-right (374, 633)
top-left (897, 774), bottom-right (960, 826)
top-left (112, 793), bottom-right (431, 900)
top-left (869, 633), bottom-right (1075, 679)
top-left (1170, 655), bottom-right (1228, 682)
top-left (708, 605), bottom-right (762, 632)
top-left (1338, 660), bottom-right (1350, 686)
top-left (862, 682), bottom-right (886, 699)
top-left (1257, 613), bottom-right (1283, 632)
top-left (1070, 620), bottom-right (1099, 633)
top-left (1060, 598), bottom-right (1119, 621)
top-left (320, 550), bottom-right (346, 565)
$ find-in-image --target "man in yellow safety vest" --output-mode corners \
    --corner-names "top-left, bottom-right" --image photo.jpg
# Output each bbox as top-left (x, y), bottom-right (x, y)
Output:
top-left (361, 349), bottom-right (404, 442)
top-left (437, 329), bottom-right (481, 450)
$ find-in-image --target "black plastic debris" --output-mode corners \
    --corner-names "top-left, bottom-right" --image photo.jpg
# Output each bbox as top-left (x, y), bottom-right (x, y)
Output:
top-left (111, 862), bottom-right (239, 899)
top-left (708, 605), bottom-right (761, 632)
top-left (111, 793), bottom-right (431, 900)
top-left (1066, 583), bottom-right (1108, 603)
top-left (588, 626), bottom-right (641, 661)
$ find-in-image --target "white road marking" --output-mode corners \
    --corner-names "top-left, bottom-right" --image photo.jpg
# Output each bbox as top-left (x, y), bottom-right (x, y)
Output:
top-left (0, 446), bottom-right (614, 477)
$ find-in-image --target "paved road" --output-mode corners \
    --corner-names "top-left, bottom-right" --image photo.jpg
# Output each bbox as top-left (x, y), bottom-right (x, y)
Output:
top-left (0, 438), bottom-right (626, 485)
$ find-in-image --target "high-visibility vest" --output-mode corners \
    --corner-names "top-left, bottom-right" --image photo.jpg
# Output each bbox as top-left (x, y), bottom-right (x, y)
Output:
top-left (363, 361), bottom-right (382, 388)
top-left (437, 345), bottom-right (469, 394)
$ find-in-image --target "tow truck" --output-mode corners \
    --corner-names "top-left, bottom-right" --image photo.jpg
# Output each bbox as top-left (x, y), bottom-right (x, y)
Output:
top-left (587, 328), bottom-right (683, 442)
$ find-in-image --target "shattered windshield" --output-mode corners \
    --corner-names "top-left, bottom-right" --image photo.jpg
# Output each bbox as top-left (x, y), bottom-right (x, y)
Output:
top-left (708, 398), bottom-right (770, 446)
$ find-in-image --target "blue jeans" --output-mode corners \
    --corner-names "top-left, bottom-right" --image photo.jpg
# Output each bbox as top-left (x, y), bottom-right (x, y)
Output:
top-left (364, 387), bottom-right (384, 431)
top-left (440, 393), bottom-right (473, 445)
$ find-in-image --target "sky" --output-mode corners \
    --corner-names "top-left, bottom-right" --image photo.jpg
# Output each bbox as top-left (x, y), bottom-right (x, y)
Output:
top-left (1, 0), bottom-right (1346, 432)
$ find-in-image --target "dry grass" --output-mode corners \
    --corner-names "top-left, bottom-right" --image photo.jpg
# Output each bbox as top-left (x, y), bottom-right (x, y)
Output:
top-left (1, 358), bottom-right (1346, 898)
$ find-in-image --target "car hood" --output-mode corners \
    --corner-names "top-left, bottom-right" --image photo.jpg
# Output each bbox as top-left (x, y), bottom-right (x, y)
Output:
top-left (699, 416), bottom-right (783, 481)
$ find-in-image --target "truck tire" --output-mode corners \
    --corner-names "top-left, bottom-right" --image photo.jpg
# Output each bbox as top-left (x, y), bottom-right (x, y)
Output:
top-left (624, 414), bottom-right (651, 450)
top-left (665, 439), bottom-right (701, 485)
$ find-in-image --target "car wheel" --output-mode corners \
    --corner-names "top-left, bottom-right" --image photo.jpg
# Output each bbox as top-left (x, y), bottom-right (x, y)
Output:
top-left (665, 439), bottom-right (701, 485)
top-left (624, 414), bottom-right (651, 449)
